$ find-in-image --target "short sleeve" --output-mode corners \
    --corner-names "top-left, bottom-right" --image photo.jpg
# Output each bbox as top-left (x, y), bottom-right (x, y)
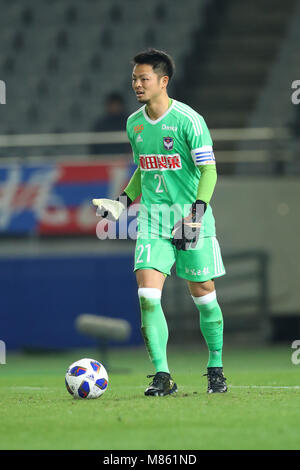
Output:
top-left (126, 119), bottom-right (140, 165)
top-left (185, 114), bottom-right (215, 166)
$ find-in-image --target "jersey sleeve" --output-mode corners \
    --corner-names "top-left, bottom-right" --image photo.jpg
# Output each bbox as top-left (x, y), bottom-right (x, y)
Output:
top-left (184, 113), bottom-right (215, 166)
top-left (126, 118), bottom-right (140, 165)
top-left (124, 167), bottom-right (141, 201)
top-left (196, 164), bottom-right (217, 203)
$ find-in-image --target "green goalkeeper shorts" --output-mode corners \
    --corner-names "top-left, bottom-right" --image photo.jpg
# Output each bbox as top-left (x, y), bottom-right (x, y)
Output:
top-left (134, 236), bottom-right (226, 282)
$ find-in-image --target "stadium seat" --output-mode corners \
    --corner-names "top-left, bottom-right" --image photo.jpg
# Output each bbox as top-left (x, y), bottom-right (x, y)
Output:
top-left (0, 0), bottom-right (207, 144)
top-left (63, 5), bottom-right (78, 25)
top-left (20, 6), bottom-right (34, 26)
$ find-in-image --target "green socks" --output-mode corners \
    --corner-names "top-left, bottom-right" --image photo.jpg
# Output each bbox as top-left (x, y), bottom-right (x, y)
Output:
top-left (138, 288), bottom-right (169, 373)
top-left (138, 287), bottom-right (223, 372)
top-left (192, 291), bottom-right (224, 368)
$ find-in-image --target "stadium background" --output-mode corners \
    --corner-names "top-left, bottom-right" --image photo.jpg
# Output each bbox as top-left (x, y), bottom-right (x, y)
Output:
top-left (0, 0), bottom-right (300, 355)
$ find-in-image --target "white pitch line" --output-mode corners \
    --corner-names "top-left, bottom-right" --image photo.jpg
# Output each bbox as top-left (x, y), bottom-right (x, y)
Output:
top-left (4, 385), bottom-right (300, 392)
top-left (6, 386), bottom-right (56, 391)
top-left (229, 385), bottom-right (300, 390)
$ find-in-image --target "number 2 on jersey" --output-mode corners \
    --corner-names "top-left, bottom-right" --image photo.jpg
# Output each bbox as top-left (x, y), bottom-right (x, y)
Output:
top-left (154, 174), bottom-right (168, 193)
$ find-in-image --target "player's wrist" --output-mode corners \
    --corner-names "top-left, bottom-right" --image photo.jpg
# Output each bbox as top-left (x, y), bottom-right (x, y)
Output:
top-left (191, 200), bottom-right (207, 221)
top-left (116, 191), bottom-right (133, 209)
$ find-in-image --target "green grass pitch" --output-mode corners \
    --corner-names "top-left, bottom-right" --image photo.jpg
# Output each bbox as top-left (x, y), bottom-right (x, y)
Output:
top-left (0, 344), bottom-right (299, 450)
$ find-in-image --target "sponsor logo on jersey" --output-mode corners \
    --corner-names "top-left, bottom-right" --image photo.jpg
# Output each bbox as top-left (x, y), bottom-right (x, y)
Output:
top-left (139, 154), bottom-right (182, 171)
top-left (136, 134), bottom-right (143, 143)
top-left (134, 124), bottom-right (144, 133)
top-left (162, 124), bottom-right (178, 132)
top-left (163, 136), bottom-right (174, 150)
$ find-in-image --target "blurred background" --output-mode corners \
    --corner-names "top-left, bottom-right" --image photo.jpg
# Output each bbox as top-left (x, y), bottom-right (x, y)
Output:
top-left (0, 0), bottom-right (299, 357)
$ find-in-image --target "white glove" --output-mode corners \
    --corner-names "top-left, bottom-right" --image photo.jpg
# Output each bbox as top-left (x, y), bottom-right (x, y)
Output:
top-left (92, 198), bottom-right (125, 221)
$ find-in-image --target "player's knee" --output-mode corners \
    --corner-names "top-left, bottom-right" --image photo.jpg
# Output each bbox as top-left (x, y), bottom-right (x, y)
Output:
top-left (188, 279), bottom-right (215, 297)
top-left (136, 268), bottom-right (166, 290)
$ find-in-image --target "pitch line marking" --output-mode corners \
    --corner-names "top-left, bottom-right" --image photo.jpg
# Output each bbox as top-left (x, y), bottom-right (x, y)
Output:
top-left (5, 386), bottom-right (56, 391)
top-left (229, 385), bottom-right (300, 390)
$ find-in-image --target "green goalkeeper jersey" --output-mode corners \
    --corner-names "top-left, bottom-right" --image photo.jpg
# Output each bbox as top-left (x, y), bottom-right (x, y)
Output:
top-left (126, 99), bottom-right (216, 239)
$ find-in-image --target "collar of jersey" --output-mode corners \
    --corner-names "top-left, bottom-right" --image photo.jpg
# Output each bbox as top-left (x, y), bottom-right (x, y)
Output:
top-left (142, 99), bottom-right (176, 125)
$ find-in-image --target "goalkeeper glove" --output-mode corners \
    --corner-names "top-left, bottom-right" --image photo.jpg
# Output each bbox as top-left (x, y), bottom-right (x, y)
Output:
top-left (171, 200), bottom-right (207, 250)
top-left (92, 192), bottom-right (132, 221)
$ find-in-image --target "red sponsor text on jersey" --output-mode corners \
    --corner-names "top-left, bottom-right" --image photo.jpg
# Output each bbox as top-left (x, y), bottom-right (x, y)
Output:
top-left (139, 154), bottom-right (182, 171)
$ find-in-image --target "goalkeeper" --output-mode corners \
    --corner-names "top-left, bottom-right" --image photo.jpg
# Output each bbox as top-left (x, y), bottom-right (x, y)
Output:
top-left (93, 49), bottom-right (227, 395)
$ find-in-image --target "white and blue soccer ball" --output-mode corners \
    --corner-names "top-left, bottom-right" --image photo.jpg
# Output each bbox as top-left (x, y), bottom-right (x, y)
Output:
top-left (65, 358), bottom-right (108, 399)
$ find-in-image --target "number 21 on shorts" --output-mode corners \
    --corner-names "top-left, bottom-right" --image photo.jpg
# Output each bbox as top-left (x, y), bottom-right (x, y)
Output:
top-left (136, 243), bottom-right (151, 264)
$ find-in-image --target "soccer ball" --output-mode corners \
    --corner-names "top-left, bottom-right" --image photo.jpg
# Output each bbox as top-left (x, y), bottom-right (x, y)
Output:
top-left (65, 358), bottom-right (108, 399)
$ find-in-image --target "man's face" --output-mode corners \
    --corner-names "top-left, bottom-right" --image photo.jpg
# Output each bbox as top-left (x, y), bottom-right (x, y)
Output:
top-left (132, 64), bottom-right (167, 103)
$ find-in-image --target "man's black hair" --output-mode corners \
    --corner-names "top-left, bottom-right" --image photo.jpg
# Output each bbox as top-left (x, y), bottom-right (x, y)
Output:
top-left (132, 48), bottom-right (175, 81)
top-left (105, 92), bottom-right (124, 105)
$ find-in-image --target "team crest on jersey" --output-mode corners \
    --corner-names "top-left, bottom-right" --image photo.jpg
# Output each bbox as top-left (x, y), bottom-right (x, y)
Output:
top-left (163, 136), bottom-right (174, 150)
